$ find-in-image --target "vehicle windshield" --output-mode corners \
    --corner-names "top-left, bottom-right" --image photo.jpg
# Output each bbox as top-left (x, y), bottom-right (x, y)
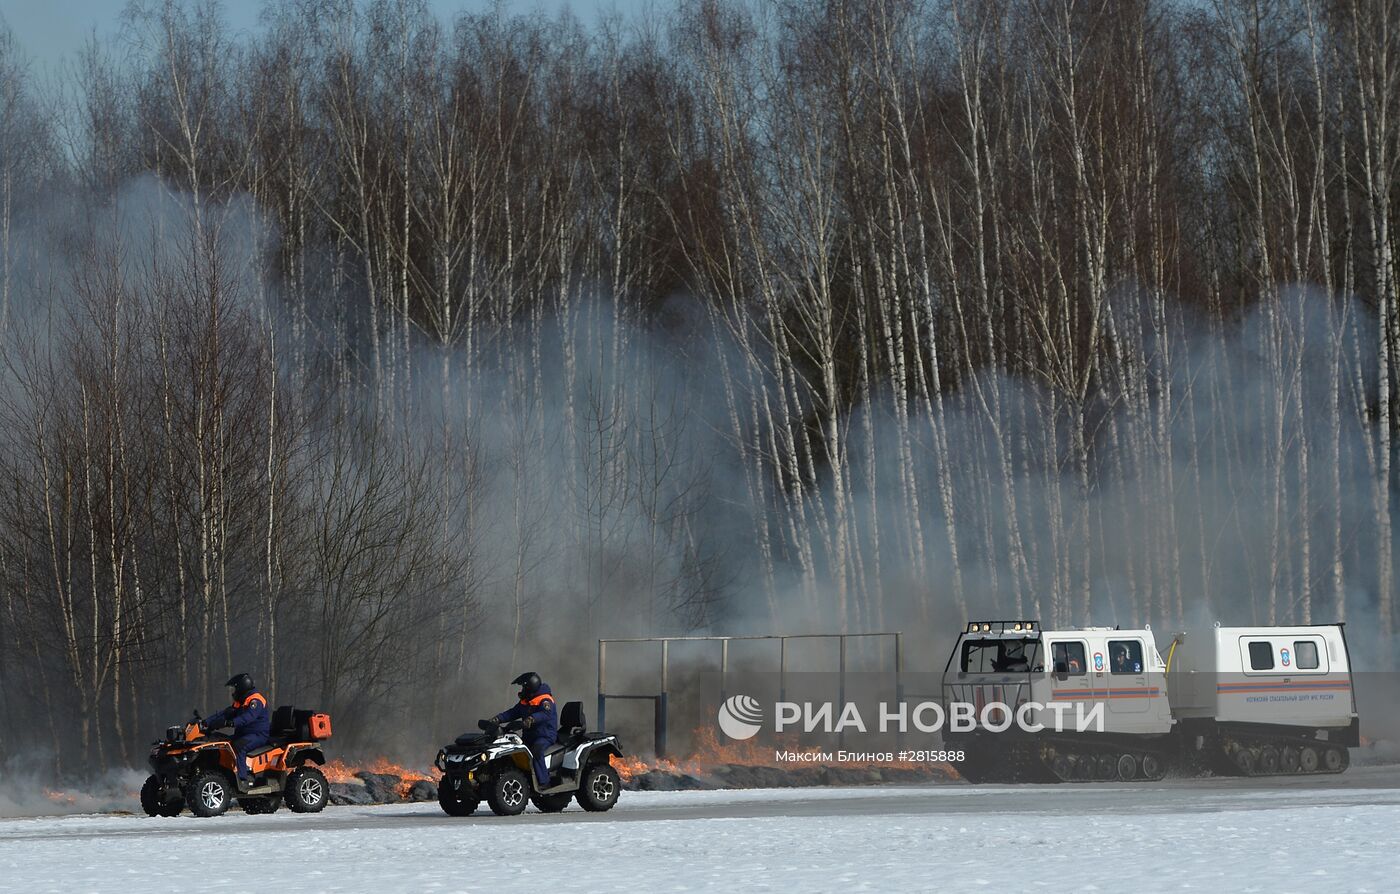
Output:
top-left (960, 638), bottom-right (1042, 673)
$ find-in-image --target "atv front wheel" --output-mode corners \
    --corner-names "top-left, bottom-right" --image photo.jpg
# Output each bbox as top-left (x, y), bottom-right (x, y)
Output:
top-left (184, 772), bottom-right (233, 817)
top-left (285, 766), bottom-right (329, 813)
top-left (239, 795), bottom-right (281, 815)
top-left (576, 763), bottom-right (620, 812)
top-left (140, 775), bottom-right (183, 817)
top-left (531, 792), bottom-right (572, 813)
top-left (486, 768), bottom-right (529, 816)
top-left (438, 776), bottom-right (479, 817)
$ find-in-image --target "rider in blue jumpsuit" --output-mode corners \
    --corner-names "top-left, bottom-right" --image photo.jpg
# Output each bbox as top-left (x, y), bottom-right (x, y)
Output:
top-left (202, 672), bottom-right (270, 784)
top-left (482, 672), bottom-right (557, 787)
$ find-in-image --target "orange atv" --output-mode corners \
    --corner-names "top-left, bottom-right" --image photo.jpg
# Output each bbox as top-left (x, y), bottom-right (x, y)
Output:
top-left (140, 707), bottom-right (333, 817)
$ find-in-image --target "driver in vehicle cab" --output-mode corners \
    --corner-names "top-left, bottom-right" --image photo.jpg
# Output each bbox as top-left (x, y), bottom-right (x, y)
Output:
top-left (1113, 646), bottom-right (1142, 674)
top-left (1052, 643), bottom-right (1082, 674)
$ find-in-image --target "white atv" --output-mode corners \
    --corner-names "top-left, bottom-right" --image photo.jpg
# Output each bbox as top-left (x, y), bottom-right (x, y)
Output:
top-left (434, 701), bottom-right (623, 816)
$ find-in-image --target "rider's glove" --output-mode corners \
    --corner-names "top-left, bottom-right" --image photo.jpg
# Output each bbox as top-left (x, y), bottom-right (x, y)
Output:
top-left (477, 718), bottom-right (495, 731)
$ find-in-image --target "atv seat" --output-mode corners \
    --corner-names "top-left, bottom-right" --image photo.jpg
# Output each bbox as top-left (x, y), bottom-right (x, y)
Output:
top-left (270, 706), bottom-right (326, 742)
top-left (542, 741), bottom-right (568, 772)
top-left (558, 702), bottom-right (586, 746)
top-left (271, 706), bottom-right (298, 736)
top-left (246, 744), bottom-right (278, 757)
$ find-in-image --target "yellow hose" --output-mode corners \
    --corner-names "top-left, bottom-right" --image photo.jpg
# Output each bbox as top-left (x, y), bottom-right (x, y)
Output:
top-left (1165, 637), bottom-right (1180, 673)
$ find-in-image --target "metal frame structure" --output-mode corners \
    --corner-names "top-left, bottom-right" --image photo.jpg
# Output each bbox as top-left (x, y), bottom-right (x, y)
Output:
top-left (597, 633), bottom-right (904, 757)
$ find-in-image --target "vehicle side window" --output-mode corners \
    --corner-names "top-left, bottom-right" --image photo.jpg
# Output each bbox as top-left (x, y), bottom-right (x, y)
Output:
top-left (1294, 640), bottom-right (1320, 670)
top-left (1051, 641), bottom-right (1087, 676)
top-left (1248, 641), bottom-right (1274, 670)
top-left (1108, 640), bottom-right (1144, 674)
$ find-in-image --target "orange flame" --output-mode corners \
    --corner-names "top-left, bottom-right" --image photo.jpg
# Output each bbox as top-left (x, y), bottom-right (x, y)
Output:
top-left (319, 758), bottom-right (439, 798)
top-left (605, 727), bottom-right (767, 781)
top-left (609, 726), bottom-right (949, 782)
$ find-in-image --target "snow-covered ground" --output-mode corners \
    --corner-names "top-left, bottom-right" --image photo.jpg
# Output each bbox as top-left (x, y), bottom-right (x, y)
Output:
top-left (1, 783), bottom-right (1396, 892)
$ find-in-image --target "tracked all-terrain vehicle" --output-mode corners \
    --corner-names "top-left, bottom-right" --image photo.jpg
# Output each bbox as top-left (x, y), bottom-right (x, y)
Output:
top-left (141, 707), bottom-right (333, 817)
top-left (434, 701), bottom-right (622, 816)
top-left (942, 620), bottom-right (1359, 783)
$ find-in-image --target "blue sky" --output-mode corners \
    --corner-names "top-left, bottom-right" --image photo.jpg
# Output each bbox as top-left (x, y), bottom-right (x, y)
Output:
top-left (2, 0), bottom-right (651, 70)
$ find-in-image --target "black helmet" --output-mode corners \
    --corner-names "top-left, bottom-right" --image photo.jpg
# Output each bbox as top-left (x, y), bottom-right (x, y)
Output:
top-left (511, 671), bottom-right (541, 699)
top-left (226, 673), bottom-right (256, 699)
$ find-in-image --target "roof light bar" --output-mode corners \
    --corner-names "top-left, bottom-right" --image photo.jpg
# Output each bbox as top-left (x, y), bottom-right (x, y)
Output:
top-left (965, 620), bottom-right (1041, 634)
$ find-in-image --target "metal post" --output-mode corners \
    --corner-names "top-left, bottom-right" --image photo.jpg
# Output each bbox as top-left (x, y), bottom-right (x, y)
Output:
top-left (894, 632), bottom-right (904, 748)
top-left (720, 638), bottom-right (729, 705)
top-left (655, 693), bottom-right (668, 758)
top-left (597, 640), bottom-right (607, 733)
top-left (893, 632), bottom-right (904, 702)
top-left (839, 634), bottom-right (847, 750)
top-left (779, 637), bottom-right (787, 705)
top-left (659, 640), bottom-right (670, 758)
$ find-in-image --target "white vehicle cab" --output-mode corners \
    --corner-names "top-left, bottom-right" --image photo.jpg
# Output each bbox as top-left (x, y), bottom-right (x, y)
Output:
top-left (942, 621), bottom-right (1173, 783)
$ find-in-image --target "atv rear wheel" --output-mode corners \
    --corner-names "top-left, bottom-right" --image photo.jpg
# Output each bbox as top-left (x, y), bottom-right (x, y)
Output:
top-left (140, 775), bottom-right (183, 817)
top-left (487, 768), bottom-right (529, 816)
top-left (531, 792), bottom-right (572, 813)
top-left (184, 772), bottom-right (233, 817)
top-left (285, 766), bottom-right (329, 813)
top-left (438, 775), bottom-right (478, 817)
top-left (576, 763), bottom-right (620, 812)
top-left (239, 795), bottom-right (281, 815)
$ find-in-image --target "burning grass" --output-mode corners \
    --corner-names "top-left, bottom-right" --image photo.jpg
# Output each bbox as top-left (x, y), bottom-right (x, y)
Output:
top-left (609, 726), bottom-right (953, 785)
top-left (320, 757), bottom-right (439, 799)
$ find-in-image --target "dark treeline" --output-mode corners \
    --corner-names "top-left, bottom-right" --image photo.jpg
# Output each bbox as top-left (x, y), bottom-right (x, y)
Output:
top-left (0, 0), bottom-right (1397, 771)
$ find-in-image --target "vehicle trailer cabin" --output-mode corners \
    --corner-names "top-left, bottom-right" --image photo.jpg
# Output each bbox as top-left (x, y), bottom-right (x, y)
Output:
top-left (940, 621), bottom-right (1359, 783)
top-left (1166, 624), bottom-right (1358, 777)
